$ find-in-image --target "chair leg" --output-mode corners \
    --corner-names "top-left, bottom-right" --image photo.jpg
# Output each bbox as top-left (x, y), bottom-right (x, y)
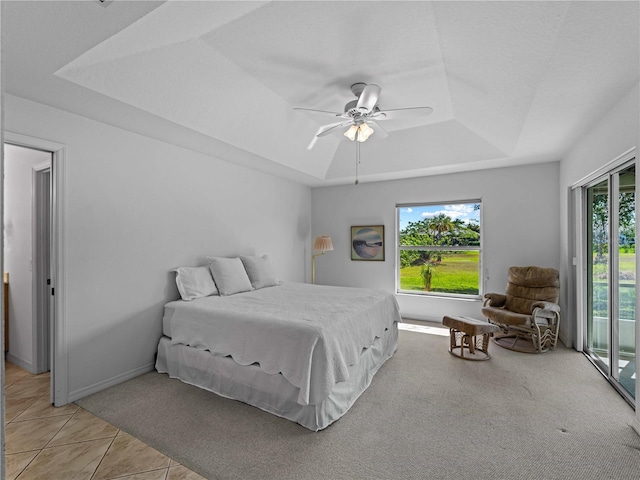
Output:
top-left (532, 324), bottom-right (543, 353)
top-left (493, 326), bottom-right (548, 353)
top-left (539, 324), bottom-right (559, 350)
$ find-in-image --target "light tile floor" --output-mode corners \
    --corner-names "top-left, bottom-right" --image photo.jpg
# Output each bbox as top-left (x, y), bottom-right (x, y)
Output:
top-left (4, 362), bottom-right (206, 480)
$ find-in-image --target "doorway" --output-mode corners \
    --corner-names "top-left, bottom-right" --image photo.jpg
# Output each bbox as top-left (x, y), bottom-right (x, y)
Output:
top-left (3, 144), bottom-right (52, 377)
top-left (2, 132), bottom-right (67, 409)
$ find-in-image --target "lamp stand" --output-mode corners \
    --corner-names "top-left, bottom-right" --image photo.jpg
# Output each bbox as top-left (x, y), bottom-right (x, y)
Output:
top-left (311, 252), bottom-right (325, 284)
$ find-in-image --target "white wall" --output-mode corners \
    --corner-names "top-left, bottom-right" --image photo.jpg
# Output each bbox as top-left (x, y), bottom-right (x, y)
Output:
top-left (3, 144), bottom-right (51, 371)
top-left (4, 94), bottom-right (311, 402)
top-left (311, 162), bottom-right (561, 323)
top-left (559, 82), bottom-right (639, 348)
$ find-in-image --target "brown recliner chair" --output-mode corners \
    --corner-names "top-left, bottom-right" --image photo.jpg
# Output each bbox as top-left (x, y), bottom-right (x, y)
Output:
top-left (482, 266), bottom-right (560, 353)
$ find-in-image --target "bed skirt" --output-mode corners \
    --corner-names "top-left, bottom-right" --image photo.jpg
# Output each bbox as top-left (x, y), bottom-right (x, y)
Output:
top-left (155, 324), bottom-right (398, 431)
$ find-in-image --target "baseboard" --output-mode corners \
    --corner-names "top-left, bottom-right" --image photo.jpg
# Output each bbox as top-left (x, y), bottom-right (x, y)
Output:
top-left (6, 353), bottom-right (33, 373)
top-left (558, 332), bottom-right (573, 349)
top-left (401, 315), bottom-right (442, 324)
top-left (68, 362), bottom-right (155, 404)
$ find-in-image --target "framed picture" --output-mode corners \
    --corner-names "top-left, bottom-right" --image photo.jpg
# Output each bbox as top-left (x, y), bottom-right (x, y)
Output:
top-left (351, 225), bottom-right (385, 261)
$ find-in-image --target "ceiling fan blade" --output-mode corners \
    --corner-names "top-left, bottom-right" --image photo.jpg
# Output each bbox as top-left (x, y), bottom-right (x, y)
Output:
top-left (366, 120), bottom-right (389, 139)
top-left (373, 106), bottom-right (433, 120)
top-left (307, 121), bottom-right (353, 150)
top-left (316, 120), bottom-right (353, 137)
top-left (294, 107), bottom-right (342, 117)
top-left (307, 134), bottom-right (320, 150)
top-left (356, 84), bottom-right (381, 113)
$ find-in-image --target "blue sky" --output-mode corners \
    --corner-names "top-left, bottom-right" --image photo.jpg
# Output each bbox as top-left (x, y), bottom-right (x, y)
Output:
top-left (398, 203), bottom-right (480, 231)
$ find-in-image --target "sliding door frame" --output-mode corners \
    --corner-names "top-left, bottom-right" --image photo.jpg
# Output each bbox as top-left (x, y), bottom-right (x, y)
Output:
top-left (572, 147), bottom-right (637, 408)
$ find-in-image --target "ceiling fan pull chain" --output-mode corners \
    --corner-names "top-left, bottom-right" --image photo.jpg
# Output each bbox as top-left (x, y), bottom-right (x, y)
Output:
top-left (355, 139), bottom-right (360, 185)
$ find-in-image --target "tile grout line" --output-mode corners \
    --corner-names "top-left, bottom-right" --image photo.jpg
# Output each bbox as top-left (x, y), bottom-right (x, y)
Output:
top-left (102, 466), bottom-right (172, 480)
top-left (92, 433), bottom-right (174, 480)
top-left (5, 374), bottom-right (51, 423)
top-left (89, 431), bottom-right (180, 480)
top-left (13, 449), bottom-right (41, 480)
top-left (89, 428), bottom-right (122, 480)
top-left (7, 392), bottom-right (58, 425)
top-left (41, 407), bottom-right (79, 450)
top-left (5, 368), bottom-right (51, 479)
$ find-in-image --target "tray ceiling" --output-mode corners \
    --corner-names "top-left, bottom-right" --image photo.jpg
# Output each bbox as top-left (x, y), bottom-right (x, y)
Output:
top-left (3, 1), bottom-right (639, 185)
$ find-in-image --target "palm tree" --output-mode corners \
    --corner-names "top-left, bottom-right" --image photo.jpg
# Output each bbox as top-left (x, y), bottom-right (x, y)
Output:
top-left (427, 214), bottom-right (455, 244)
top-left (420, 262), bottom-right (434, 291)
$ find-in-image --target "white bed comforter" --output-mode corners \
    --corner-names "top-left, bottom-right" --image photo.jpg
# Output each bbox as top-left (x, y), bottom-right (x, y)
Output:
top-left (166, 282), bottom-right (401, 405)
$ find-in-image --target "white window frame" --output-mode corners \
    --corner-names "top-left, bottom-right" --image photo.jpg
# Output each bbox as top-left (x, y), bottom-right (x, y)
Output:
top-left (396, 200), bottom-right (482, 299)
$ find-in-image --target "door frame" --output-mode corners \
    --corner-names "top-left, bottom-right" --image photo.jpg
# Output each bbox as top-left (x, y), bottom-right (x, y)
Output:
top-left (572, 147), bottom-right (637, 407)
top-left (4, 131), bottom-right (67, 406)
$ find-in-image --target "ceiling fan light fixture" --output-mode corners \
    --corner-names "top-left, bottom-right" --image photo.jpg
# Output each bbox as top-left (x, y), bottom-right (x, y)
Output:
top-left (357, 123), bottom-right (374, 142)
top-left (344, 124), bottom-right (359, 141)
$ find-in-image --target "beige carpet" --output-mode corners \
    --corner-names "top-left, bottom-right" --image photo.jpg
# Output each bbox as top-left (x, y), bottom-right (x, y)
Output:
top-left (76, 328), bottom-right (640, 479)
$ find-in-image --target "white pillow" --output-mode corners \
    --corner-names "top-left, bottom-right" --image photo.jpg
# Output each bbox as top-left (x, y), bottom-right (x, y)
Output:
top-left (209, 257), bottom-right (253, 296)
top-left (240, 255), bottom-right (278, 289)
top-left (173, 266), bottom-right (218, 301)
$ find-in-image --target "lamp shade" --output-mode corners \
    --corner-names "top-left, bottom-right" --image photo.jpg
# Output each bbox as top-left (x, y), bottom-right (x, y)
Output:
top-left (313, 235), bottom-right (334, 253)
top-left (343, 125), bottom-right (358, 142)
top-left (357, 123), bottom-right (374, 142)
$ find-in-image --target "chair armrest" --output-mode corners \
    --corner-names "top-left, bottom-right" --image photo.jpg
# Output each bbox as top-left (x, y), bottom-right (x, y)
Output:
top-left (532, 301), bottom-right (561, 326)
top-left (483, 293), bottom-right (506, 308)
top-left (531, 301), bottom-right (560, 313)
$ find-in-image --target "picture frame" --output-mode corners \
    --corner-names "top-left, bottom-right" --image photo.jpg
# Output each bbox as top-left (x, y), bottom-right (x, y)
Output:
top-left (351, 225), bottom-right (385, 261)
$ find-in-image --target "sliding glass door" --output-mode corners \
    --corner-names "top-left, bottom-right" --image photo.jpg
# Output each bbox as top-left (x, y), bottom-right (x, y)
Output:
top-left (585, 162), bottom-right (636, 403)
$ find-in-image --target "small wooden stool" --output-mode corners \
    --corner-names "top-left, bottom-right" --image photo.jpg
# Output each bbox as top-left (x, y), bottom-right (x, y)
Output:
top-left (442, 315), bottom-right (500, 361)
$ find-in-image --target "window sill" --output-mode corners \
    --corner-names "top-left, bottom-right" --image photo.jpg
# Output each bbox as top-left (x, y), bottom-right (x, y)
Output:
top-left (396, 291), bottom-right (482, 302)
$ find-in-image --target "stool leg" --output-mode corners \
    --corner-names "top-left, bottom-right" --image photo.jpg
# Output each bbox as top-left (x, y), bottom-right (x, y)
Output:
top-left (449, 328), bottom-right (456, 352)
top-left (468, 335), bottom-right (476, 355)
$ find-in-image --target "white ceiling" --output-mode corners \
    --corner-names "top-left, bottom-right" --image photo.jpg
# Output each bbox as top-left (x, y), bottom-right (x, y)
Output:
top-left (2, 1), bottom-right (639, 186)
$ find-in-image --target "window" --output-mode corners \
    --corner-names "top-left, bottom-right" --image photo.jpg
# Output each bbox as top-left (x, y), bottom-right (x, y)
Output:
top-left (397, 201), bottom-right (481, 297)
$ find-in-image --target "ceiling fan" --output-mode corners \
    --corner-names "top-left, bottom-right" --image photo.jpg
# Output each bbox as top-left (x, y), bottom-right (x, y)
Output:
top-left (294, 82), bottom-right (433, 150)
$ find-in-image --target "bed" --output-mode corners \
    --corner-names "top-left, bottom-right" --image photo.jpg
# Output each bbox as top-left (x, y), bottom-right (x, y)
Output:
top-left (155, 258), bottom-right (400, 431)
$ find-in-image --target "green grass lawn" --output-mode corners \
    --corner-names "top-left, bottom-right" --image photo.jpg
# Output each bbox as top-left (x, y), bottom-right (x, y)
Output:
top-left (400, 249), bottom-right (634, 298)
top-left (400, 251), bottom-right (479, 295)
top-left (620, 250), bottom-right (636, 272)
top-left (592, 250), bottom-right (635, 282)
top-left (592, 249), bottom-right (636, 319)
